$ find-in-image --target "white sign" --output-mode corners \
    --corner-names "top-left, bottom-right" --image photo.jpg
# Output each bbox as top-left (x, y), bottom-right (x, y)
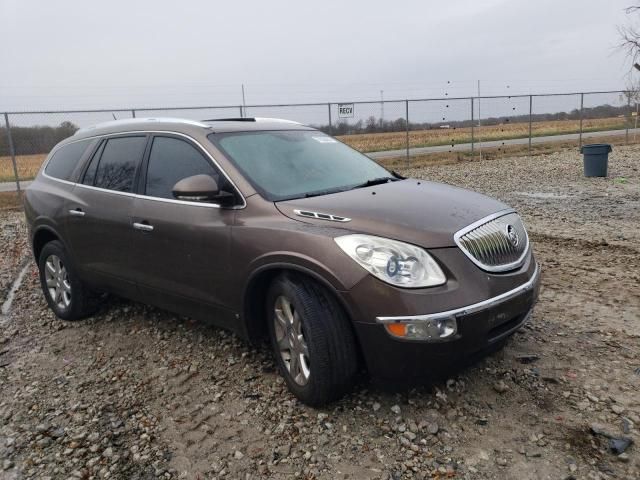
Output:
top-left (338, 103), bottom-right (354, 118)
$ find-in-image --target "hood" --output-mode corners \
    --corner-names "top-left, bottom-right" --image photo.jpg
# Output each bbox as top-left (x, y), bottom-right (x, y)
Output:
top-left (275, 179), bottom-right (510, 248)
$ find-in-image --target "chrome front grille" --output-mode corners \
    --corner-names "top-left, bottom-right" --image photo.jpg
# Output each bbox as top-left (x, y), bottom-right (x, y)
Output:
top-left (454, 210), bottom-right (529, 272)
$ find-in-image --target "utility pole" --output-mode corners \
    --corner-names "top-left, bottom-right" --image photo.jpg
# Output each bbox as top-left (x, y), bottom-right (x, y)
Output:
top-left (477, 80), bottom-right (482, 160)
top-left (241, 84), bottom-right (247, 117)
top-left (380, 90), bottom-right (384, 128)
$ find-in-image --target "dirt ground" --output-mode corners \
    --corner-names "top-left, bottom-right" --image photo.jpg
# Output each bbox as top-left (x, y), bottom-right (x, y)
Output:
top-left (0, 145), bottom-right (638, 480)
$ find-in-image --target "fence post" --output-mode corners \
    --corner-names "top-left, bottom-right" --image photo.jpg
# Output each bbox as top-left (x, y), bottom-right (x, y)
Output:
top-left (3, 113), bottom-right (21, 194)
top-left (405, 100), bottom-right (409, 164)
top-left (239, 105), bottom-right (244, 118)
top-left (470, 98), bottom-right (475, 158)
top-left (327, 103), bottom-right (332, 135)
top-left (131, 109), bottom-right (136, 118)
top-left (528, 95), bottom-right (533, 156)
top-left (626, 93), bottom-right (631, 144)
top-left (578, 93), bottom-right (584, 148)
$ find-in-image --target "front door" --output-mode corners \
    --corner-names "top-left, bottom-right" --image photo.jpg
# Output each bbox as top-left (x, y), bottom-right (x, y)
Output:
top-left (129, 134), bottom-right (240, 321)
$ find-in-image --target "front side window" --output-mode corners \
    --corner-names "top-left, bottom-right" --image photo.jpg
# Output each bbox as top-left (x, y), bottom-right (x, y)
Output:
top-left (144, 136), bottom-right (230, 200)
top-left (44, 139), bottom-right (92, 181)
top-left (91, 136), bottom-right (147, 192)
top-left (208, 130), bottom-right (391, 201)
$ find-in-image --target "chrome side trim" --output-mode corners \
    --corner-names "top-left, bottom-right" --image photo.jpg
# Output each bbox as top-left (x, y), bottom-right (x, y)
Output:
top-left (41, 130), bottom-right (247, 210)
top-left (376, 263), bottom-right (540, 324)
top-left (293, 209), bottom-right (351, 222)
top-left (453, 208), bottom-right (530, 273)
top-left (132, 222), bottom-right (154, 232)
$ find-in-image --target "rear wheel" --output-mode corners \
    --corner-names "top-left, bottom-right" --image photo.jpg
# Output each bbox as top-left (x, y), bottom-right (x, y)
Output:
top-left (38, 240), bottom-right (98, 320)
top-left (266, 274), bottom-right (358, 406)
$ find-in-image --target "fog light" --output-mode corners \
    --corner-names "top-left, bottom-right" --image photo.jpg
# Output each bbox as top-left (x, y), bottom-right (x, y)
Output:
top-left (384, 317), bottom-right (457, 341)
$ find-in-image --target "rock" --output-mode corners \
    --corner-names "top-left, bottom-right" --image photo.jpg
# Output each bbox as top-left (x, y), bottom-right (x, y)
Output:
top-left (516, 354), bottom-right (540, 364)
top-left (496, 457), bottom-right (508, 467)
top-left (275, 443), bottom-right (291, 458)
top-left (2, 460), bottom-right (14, 470)
top-left (234, 450), bottom-right (244, 460)
top-left (493, 381), bottom-right (508, 394)
top-left (391, 405), bottom-right (401, 415)
top-left (103, 447), bottom-right (114, 458)
top-left (372, 402), bottom-right (381, 412)
top-left (427, 422), bottom-right (439, 435)
top-left (610, 404), bottom-right (625, 415)
top-left (608, 436), bottom-right (633, 455)
top-left (590, 424), bottom-right (634, 454)
top-left (35, 423), bottom-right (49, 433)
top-left (403, 431), bottom-right (417, 442)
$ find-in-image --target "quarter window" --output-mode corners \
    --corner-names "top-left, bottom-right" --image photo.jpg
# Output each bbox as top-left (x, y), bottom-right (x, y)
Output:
top-left (44, 139), bottom-right (92, 181)
top-left (92, 136), bottom-right (147, 192)
top-left (145, 136), bottom-right (229, 200)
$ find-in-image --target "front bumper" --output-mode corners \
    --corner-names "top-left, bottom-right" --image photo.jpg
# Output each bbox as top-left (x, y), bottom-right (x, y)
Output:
top-left (346, 256), bottom-right (541, 382)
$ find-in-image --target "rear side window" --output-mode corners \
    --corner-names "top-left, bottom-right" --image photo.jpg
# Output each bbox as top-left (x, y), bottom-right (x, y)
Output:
top-left (89, 136), bottom-right (147, 193)
top-left (44, 139), bottom-right (92, 181)
top-left (144, 136), bottom-right (229, 199)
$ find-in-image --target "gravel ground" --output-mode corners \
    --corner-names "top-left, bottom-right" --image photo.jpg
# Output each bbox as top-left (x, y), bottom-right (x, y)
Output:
top-left (0, 145), bottom-right (638, 479)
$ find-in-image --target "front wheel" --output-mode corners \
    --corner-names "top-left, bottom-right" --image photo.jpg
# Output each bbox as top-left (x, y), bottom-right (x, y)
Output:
top-left (38, 240), bottom-right (98, 320)
top-left (266, 274), bottom-right (358, 406)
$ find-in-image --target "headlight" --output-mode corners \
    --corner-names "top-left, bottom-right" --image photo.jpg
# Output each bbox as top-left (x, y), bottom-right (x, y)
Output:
top-left (334, 234), bottom-right (446, 288)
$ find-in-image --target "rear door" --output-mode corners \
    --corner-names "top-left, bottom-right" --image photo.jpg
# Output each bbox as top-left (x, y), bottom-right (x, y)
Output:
top-left (129, 134), bottom-right (239, 319)
top-left (65, 134), bottom-right (149, 294)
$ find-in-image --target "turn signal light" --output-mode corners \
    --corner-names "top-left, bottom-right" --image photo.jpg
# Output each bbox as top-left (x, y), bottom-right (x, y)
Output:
top-left (383, 317), bottom-right (458, 342)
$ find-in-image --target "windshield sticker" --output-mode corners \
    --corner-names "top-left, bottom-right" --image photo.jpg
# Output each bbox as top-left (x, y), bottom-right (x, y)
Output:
top-left (312, 136), bottom-right (337, 143)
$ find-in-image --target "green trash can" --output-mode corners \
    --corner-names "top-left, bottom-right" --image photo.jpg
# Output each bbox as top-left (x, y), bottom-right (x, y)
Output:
top-left (580, 144), bottom-right (612, 177)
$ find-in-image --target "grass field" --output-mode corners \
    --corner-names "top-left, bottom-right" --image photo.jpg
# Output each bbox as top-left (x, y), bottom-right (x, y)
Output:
top-left (0, 154), bottom-right (46, 182)
top-left (376, 132), bottom-right (638, 170)
top-left (0, 116), bottom-right (631, 182)
top-left (337, 117), bottom-right (626, 152)
top-left (0, 191), bottom-right (23, 210)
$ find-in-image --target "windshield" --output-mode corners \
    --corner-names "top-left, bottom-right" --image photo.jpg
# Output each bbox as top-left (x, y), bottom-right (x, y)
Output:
top-left (208, 130), bottom-right (392, 201)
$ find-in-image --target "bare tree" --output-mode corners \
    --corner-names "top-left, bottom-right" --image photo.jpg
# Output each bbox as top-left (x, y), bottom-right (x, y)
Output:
top-left (619, 5), bottom-right (640, 65)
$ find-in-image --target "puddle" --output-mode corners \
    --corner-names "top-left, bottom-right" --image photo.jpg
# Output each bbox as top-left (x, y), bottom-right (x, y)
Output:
top-left (1, 263), bottom-right (30, 318)
top-left (513, 191), bottom-right (571, 200)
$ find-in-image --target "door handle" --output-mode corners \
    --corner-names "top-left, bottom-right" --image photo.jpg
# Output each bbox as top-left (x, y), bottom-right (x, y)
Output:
top-left (133, 222), bottom-right (154, 232)
top-left (69, 208), bottom-right (85, 217)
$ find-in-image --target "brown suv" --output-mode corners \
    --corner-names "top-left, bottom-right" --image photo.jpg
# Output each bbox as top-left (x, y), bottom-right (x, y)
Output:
top-left (24, 117), bottom-right (540, 405)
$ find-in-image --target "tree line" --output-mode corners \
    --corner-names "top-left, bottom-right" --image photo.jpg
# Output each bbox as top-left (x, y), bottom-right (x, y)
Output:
top-left (0, 121), bottom-right (78, 156)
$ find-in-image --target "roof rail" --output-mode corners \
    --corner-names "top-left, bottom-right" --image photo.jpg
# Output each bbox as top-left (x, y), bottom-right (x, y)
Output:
top-left (75, 117), bottom-right (210, 134)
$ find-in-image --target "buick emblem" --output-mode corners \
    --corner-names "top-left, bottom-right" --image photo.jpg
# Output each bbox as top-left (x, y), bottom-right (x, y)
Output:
top-left (505, 224), bottom-right (519, 247)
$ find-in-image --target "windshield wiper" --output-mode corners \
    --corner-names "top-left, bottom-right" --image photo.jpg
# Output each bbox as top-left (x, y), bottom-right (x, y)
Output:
top-left (303, 187), bottom-right (350, 199)
top-left (349, 176), bottom-right (397, 190)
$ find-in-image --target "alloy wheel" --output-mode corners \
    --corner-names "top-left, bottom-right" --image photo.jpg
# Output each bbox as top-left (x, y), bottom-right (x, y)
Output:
top-left (273, 295), bottom-right (310, 385)
top-left (44, 254), bottom-right (71, 310)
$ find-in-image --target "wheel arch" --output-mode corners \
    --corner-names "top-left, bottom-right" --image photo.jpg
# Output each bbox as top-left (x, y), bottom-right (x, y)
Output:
top-left (241, 262), bottom-right (359, 347)
top-left (32, 225), bottom-right (64, 263)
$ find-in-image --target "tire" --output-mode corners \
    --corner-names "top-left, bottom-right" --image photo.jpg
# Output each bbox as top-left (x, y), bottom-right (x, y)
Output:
top-left (266, 273), bottom-right (358, 406)
top-left (38, 240), bottom-right (98, 321)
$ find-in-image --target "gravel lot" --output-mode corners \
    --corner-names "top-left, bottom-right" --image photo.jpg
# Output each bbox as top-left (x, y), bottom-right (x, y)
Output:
top-left (0, 145), bottom-right (638, 479)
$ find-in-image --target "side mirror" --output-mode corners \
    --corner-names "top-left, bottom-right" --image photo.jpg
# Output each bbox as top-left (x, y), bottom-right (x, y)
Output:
top-left (172, 174), bottom-right (234, 205)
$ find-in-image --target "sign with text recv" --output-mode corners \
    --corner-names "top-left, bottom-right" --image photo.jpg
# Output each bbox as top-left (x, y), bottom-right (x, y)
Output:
top-left (338, 103), bottom-right (354, 118)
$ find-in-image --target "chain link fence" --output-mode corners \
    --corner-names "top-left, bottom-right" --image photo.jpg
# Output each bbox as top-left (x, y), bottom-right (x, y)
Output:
top-left (1, 90), bottom-right (635, 205)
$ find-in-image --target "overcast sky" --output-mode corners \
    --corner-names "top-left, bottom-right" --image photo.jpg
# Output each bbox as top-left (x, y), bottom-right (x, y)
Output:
top-left (0, 0), bottom-right (634, 111)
